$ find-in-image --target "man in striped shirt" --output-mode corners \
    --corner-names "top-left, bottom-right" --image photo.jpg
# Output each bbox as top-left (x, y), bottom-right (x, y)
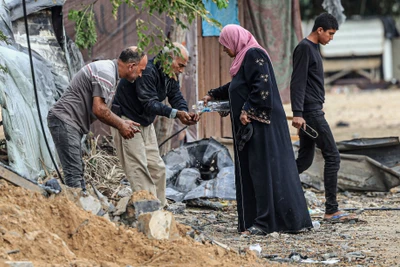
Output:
top-left (47, 46), bottom-right (147, 191)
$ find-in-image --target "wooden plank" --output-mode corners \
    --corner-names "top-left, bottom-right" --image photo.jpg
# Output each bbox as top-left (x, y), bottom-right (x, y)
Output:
top-left (238, 0), bottom-right (244, 25)
top-left (206, 39), bottom-right (222, 138)
top-left (219, 45), bottom-right (233, 138)
top-left (221, 117), bottom-right (232, 138)
top-left (323, 58), bottom-right (381, 72)
top-left (197, 17), bottom-right (206, 138)
top-left (0, 164), bottom-right (46, 195)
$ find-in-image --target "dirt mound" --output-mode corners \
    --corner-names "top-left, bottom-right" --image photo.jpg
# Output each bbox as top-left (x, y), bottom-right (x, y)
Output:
top-left (0, 180), bottom-right (263, 266)
top-left (131, 190), bottom-right (158, 202)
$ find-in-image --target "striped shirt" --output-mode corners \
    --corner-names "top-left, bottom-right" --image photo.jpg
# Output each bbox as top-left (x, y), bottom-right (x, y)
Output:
top-left (48, 59), bottom-right (119, 134)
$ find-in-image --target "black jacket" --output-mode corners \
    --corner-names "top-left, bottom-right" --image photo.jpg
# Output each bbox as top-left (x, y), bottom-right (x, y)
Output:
top-left (290, 38), bottom-right (325, 117)
top-left (113, 59), bottom-right (188, 126)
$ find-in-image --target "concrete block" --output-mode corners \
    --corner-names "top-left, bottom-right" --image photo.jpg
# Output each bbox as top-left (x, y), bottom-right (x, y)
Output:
top-left (137, 210), bottom-right (180, 240)
top-left (133, 199), bottom-right (161, 217)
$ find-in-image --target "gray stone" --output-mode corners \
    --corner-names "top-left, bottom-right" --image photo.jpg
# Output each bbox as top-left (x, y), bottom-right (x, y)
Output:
top-left (79, 195), bottom-right (102, 215)
top-left (133, 200), bottom-right (161, 217)
top-left (304, 190), bottom-right (322, 207)
top-left (165, 187), bottom-right (185, 202)
top-left (166, 202), bottom-right (186, 214)
top-left (117, 187), bottom-right (132, 198)
top-left (113, 196), bottom-right (130, 216)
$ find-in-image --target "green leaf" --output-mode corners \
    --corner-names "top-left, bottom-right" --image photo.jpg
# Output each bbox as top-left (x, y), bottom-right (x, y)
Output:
top-left (67, 0), bottom-right (228, 62)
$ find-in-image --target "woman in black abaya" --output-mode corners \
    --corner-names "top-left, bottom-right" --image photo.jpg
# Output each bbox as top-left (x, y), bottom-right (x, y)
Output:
top-left (202, 24), bottom-right (312, 235)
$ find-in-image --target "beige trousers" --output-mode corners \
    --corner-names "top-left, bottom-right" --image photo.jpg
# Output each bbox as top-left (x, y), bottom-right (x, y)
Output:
top-left (111, 120), bottom-right (166, 206)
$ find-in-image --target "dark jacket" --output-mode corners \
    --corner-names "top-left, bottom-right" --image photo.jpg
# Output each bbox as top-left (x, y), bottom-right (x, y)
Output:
top-left (113, 59), bottom-right (188, 127)
top-left (290, 38), bottom-right (325, 117)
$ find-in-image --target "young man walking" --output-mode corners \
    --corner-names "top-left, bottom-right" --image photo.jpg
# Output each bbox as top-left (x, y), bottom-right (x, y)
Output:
top-left (290, 13), bottom-right (355, 222)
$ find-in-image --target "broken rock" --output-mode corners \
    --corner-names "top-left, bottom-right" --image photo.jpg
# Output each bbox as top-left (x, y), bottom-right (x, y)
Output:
top-left (113, 196), bottom-right (130, 216)
top-left (137, 210), bottom-right (180, 240)
top-left (79, 195), bottom-right (102, 215)
top-left (133, 199), bottom-right (161, 218)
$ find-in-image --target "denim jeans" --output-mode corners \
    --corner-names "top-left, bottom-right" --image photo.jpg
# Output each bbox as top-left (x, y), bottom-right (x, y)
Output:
top-left (48, 115), bottom-right (86, 190)
top-left (296, 110), bottom-right (340, 214)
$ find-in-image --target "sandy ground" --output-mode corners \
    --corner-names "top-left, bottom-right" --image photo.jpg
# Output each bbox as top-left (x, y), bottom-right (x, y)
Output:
top-left (174, 189), bottom-right (400, 266)
top-left (0, 181), bottom-right (272, 267)
top-left (283, 86), bottom-right (400, 141)
top-left (174, 87), bottom-right (400, 266)
top-left (1, 87), bottom-right (400, 266)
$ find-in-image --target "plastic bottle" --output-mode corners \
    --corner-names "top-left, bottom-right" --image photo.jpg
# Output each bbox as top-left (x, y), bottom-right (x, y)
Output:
top-left (192, 100), bottom-right (230, 113)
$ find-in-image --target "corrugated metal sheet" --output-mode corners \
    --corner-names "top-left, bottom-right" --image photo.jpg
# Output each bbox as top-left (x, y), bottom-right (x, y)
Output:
top-left (302, 19), bottom-right (385, 58)
top-left (392, 38), bottom-right (400, 80)
top-left (321, 19), bottom-right (385, 57)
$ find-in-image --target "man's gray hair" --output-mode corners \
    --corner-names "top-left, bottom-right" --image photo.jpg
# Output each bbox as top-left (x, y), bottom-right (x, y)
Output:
top-left (162, 42), bottom-right (189, 58)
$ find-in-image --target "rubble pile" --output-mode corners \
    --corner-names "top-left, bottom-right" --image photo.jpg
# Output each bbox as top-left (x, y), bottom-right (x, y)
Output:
top-left (0, 180), bottom-right (271, 267)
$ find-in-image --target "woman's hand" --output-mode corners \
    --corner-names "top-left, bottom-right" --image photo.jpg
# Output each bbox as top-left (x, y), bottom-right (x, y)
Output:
top-left (202, 94), bottom-right (213, 105)
top-left (240, 110), bottom-right (251, 125)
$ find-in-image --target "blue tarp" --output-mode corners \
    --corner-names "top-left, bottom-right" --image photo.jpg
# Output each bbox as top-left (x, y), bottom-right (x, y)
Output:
top-left (201, 0), bottom-right (240, 37)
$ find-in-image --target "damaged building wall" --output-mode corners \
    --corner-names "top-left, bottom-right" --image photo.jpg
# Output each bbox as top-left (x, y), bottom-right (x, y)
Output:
top-left (0, 0), bottom-right (84, 179)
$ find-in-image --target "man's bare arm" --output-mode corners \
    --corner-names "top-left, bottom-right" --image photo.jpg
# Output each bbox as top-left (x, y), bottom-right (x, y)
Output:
top-left (92, 97), bottom-right (140, 139)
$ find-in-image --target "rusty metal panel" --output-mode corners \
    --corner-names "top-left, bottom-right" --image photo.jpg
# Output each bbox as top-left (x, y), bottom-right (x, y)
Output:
top-left (63, 0), bottom-right (167, 61)
top-left (197, 23), bottom-right (235, 139)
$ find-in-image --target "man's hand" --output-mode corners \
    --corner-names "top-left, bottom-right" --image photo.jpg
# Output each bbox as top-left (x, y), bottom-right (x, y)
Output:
top-left (177, 110), bottom-right (196, 126)
top-left (119, 120), bottom-right (141, 139)
top-left (292, 116), bottom-right (306, 129)
top-left (201, 94), bottom-right (213, 105)
top-left (240, 111), bottom-right (251, 125)
top-left (188, 112), bottom-right (200, 122)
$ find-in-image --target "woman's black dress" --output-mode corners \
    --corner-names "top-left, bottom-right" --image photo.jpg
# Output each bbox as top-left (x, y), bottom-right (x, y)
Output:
top-left (209, 48), bottom-right (312, 234)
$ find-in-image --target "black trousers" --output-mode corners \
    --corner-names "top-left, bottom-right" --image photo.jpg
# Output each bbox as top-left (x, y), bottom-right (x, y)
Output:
top-left (48, 115), bottom-right (86, 190)
top-left (296, 110), bottom-right (340, 214)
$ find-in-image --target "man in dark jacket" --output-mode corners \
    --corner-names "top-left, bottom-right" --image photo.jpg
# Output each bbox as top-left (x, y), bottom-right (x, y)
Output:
top-left (290, 13), bottom-right (355, 222)
top-left (111, 42), bottom-right (198, 206)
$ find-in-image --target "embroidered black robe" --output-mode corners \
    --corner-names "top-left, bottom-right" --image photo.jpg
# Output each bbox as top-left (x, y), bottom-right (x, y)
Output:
top-left (209, 48), bottom-right (313, 233)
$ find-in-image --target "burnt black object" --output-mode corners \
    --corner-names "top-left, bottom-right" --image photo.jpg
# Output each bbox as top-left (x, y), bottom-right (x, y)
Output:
top-left (163, 138), bottom-right (233, 184)
top-left (162, 138), bottom-right (235, 202)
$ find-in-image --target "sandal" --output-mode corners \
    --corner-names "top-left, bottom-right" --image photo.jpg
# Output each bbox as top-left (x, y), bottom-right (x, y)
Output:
top-left (323, 212), bottom-right (358, 224)
top-left (242, 226), bottom-right (267, 236)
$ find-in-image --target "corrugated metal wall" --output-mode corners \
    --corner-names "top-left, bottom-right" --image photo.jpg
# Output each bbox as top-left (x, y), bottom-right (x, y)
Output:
top-left (196, 1), bottom-right (244, 139)
top-left (197, 32), bottom-right (233, 139)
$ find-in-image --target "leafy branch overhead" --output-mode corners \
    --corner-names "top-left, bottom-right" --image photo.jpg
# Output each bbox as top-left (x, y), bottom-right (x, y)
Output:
top-left (68, 0), bottom-right (228, 55)
top-left (68, 1), bottom-right (97, 53)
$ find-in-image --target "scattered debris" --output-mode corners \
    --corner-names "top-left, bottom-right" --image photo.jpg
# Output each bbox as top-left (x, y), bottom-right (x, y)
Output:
top-left (298, 137), bottom-right (400, 191)
top-left (166, 202), bottom-right (186, 214)
top-left (336, 121), bottom-right (350, 127)
top-left (249, 243), bottom-right (262, 256)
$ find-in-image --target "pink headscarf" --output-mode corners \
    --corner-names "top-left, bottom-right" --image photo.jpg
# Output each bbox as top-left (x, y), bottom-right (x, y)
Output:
top-left (219, 24), bottom-right (270, 77)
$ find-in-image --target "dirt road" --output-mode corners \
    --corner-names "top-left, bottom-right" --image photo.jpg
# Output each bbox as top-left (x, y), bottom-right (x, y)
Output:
top-left (283, 87), bottom-right (400, 142)
top-left (174, 189), bottom-right (400, 266)
top-left (173, 88), bottom-right (400, 266)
